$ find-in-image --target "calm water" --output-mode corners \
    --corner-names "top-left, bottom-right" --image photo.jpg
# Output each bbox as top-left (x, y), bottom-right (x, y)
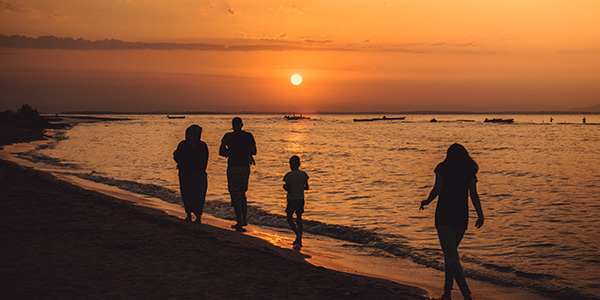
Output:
top-left (34, 114), bottom-right (600, 299)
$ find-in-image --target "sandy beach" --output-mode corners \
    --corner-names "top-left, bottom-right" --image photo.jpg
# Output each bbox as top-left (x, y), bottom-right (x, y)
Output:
top-left (0, 123), bottom-right (427, 299)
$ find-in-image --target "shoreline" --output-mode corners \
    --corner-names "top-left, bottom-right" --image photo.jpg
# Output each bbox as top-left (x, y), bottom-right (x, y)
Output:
top-left (0, 120), bottom-right (428, 299)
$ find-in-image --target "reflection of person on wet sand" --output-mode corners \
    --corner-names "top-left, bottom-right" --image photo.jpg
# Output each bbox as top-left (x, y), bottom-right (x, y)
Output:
top-left (283, 155), bottom-right (309, 250)
top-left (173, 125), bottom-right (209, 224)
top-left (420, 143), bottom-right (484, 300)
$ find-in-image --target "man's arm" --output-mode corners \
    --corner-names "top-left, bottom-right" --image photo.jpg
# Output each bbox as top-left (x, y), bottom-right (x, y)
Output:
top-left (219, 136), bottom-right (228, 157)
top-left (250, 133), bottom-right (257, 156)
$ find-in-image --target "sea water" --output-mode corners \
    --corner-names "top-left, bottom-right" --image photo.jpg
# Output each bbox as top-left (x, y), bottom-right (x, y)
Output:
top-left (28, 114), bottom-right (600, 299)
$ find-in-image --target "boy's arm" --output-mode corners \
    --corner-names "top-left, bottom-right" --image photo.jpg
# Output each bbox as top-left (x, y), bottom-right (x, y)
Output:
top-left (304, 173), bottom-right (309, 190)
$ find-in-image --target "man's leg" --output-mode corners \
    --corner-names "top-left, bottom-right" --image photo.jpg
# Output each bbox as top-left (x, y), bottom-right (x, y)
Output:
top-left (241, 196), bottom-right (248, 226)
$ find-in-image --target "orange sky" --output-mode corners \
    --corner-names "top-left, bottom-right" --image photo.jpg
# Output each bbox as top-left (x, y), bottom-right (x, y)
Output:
top-left (1, 0), bottom-right (599, 112)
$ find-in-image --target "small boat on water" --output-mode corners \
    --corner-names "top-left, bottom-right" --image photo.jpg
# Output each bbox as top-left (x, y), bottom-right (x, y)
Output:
top-left (284, 114), bottom-right (310, 120)
top-left (484, 118), bottom-right (514, 123)
top-left (353, 116), bottom-right (406, 122)
top-left (167, 115), bottom-right (186, 119)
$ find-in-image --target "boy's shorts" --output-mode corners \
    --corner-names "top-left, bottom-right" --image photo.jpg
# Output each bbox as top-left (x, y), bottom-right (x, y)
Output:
top-left (286, 199), bottom-right (305, 215)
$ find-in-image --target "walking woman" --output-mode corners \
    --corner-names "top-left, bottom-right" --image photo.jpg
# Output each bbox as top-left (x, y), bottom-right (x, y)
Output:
top-left (420, 143), bottom-right (484, 300)
top-left (174, 125), bottom-right (209, 223)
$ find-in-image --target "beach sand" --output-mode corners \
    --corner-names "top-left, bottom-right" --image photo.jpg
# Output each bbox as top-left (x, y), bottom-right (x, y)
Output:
top-left (0, 152), bottom-right (426, 299)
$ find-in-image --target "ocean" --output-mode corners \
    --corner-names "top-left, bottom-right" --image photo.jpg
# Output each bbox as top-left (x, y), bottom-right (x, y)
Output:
top-left (14, 113), bottom-right (600, 299)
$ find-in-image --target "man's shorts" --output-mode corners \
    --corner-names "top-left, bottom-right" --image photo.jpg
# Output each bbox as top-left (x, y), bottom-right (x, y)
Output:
top-left (227, 166), bottom-right (250, 207)
top-left (286, 199), bottom-right (305, 215)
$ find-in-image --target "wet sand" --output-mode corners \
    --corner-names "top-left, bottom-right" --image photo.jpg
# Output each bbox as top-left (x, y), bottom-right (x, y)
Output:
top-left (0, 154), bottom-right (425, 299)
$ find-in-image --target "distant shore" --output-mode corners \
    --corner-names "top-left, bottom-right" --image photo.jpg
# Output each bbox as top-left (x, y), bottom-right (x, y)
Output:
top-left (0, 113), bottom-right (128, 147)
top-left (0, 122), bottom-right (426, 299)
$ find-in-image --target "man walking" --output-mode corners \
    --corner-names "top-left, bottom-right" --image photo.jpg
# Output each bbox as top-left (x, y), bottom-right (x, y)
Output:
top-left (219, 117), bottom-right (256, 232)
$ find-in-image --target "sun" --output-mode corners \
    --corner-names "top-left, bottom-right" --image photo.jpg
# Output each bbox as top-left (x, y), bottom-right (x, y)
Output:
top-left (291, 74), bottom-right (303, 85)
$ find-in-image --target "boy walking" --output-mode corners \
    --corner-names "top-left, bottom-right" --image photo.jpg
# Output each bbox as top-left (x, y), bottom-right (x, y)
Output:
top-left (283, 156), bottom-right (309, 249)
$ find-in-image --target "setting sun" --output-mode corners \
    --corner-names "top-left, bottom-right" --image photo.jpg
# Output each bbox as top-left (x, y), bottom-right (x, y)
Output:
top-left (291, 74), bottom-right (303, 86)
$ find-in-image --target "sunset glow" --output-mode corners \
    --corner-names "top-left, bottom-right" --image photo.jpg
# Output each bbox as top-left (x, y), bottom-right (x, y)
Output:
top-left (0, 1), bottom-right (599, 112)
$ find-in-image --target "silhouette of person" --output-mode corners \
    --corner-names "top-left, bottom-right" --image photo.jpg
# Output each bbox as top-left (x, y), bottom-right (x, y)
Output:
top-left (283, 155), bottom-right (309, 249)
top-left (583, 117), bottom-right (586, 124)
top-left (420, 143), bottom-right (484, 300)
top-left (173, 125), bottom-right (209, 224)
top-left (219, 117), bottom-right (256, 232)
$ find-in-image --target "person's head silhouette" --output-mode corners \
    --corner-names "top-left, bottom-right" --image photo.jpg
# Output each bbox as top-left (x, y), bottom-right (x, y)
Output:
top-left (232, 117), bottom-right (243, 131)
top-left (445, 143), bottom-right (478, 173)
top-left (289, 155), bottom-right (300, 170)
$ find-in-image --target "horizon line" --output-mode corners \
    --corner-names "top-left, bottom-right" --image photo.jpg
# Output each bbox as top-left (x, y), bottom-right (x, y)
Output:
top-left (53, 110), bottom-right (600, 115)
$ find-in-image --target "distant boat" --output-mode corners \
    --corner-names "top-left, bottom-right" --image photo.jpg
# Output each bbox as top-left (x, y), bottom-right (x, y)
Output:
top-left (430, 118), bottom-right (438, 122)
top-left (353, 116), bottom-right (406, 122)
top-left (284, 114), bottom-right (310, 120)
top-left (167, 115), bottom-right (186, 119)
top-left (484, 118), bottom-right (514, 123)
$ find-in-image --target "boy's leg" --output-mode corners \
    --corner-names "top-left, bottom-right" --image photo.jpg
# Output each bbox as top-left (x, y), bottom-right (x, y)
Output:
top-left (287, 212), bottom-right (298, 237)
top-left (296, 213), bottom-right (303, 246)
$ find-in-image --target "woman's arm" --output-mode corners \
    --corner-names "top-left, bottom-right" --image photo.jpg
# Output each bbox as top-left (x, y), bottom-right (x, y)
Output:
top-left (173, 142), bottom-right (183, 163)
top-left (420, 173), bottom-right (442, 210)
top-left (469, 179), bottom-right (485, 228)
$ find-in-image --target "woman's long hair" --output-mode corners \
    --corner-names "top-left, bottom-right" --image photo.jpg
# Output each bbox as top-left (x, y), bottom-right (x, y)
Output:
top-left (444, 143), bottom-right (479, 174)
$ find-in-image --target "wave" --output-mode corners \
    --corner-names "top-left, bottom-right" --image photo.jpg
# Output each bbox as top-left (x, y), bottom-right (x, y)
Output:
top-left (388, 147), bottom-right (426, 152)
top-left (69, 172), bottom-right (595, 300)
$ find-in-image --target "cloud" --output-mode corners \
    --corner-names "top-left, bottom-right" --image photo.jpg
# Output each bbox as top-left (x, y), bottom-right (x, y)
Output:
top-left (275, 1), bottom-right (314, 15)
top-left (0, 0), bottom-right (69, 21)
top-left (192, 0), bottom-right (234, 16)
top-left (303, 39), bottom-right (332, 44)
top-left (221, 1), bottom-right (234, 15)
top-left (0, 34), bottom-right (497, 54)
top-left (0, 34), bottom-right (224, 51)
